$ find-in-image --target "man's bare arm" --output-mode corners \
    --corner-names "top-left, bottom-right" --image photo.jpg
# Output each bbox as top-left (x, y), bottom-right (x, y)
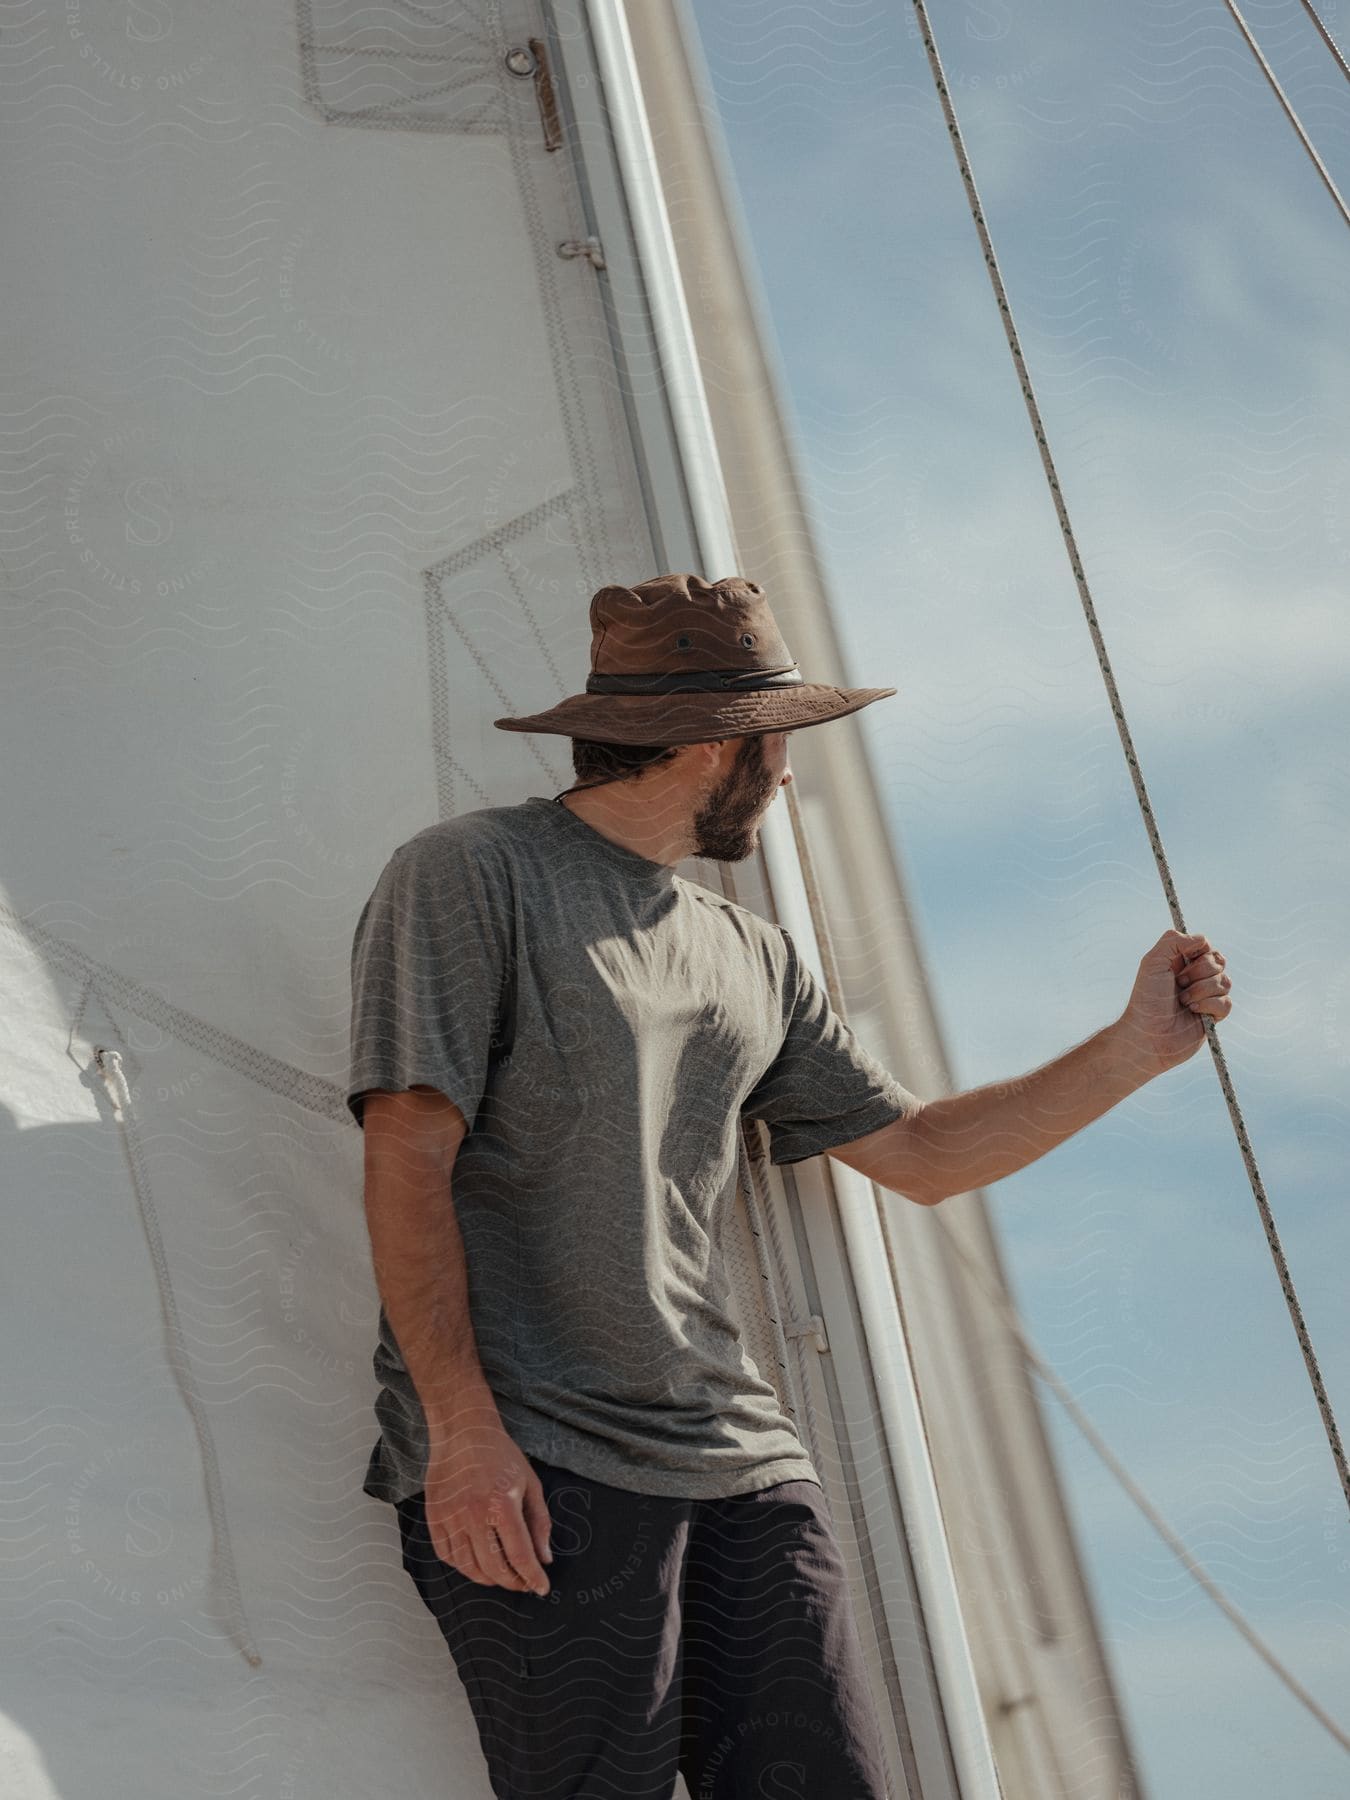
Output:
top-left (829, 1021), bottom-right (1141, 1206)
top-left (829, 930), bottom-right (1233, 1206)
top-left (361, 1086), bottom-right (553, 1594)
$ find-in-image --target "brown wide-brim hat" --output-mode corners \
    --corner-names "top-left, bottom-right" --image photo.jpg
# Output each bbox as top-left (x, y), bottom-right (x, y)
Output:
top-left (493, 572), bottom-right (897, 746)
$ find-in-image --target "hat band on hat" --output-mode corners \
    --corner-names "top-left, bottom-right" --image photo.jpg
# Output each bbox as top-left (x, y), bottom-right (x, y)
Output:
top-left (585, 664), bottom-right (803, 695)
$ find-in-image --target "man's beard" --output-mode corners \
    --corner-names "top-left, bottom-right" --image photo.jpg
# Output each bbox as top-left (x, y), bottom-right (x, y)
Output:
top-left (689, 734), bottom-right (780, 862)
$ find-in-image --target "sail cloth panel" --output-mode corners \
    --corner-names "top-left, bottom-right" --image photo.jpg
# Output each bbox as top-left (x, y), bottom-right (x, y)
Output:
top-left (0, 3), bottom-right (724, 1797)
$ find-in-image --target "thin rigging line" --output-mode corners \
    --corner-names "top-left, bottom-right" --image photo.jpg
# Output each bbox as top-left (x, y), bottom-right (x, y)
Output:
top-left (902, 0), bottom-right (1350, 1506)
top-left (1221, 0), bottom-right (1350, 225)
top-left (928, 1203), bottom-right (1350, 1754)
top-left (1296, 0), bottom-right (1350, 79)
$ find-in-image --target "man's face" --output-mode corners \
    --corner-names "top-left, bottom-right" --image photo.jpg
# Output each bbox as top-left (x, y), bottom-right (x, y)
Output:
top-left (690, 731), bottom-right (793, 862)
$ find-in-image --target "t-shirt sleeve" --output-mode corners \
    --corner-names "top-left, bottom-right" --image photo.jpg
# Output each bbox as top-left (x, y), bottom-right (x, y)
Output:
top-left (345, 825), bottom-right (513, 1132)
top-left (740, 927), bottom-right (918, 1166)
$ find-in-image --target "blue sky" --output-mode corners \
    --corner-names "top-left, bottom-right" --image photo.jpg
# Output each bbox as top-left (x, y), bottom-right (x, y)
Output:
top-left (686, 1), bottom-right (1350, 1792)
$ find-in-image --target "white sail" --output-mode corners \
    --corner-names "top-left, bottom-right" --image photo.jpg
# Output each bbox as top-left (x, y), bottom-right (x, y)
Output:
top-left (1, 2), bottom-right (1136, 1795)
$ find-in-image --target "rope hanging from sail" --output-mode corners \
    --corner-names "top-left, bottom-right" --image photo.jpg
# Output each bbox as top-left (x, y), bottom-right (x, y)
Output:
top-left (1221, 0), bottom-right (1350, 226)
top-left (901, 1), bottom-right (1350, 1517)
top-left (94, 1044), bottom-right (263, 1669)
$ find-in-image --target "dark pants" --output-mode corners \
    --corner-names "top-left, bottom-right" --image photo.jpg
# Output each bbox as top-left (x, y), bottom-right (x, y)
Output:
top-left (394, 1456), bottom-right (891, 1800)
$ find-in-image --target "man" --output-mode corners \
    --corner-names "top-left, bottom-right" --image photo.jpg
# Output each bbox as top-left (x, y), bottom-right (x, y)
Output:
top-left (346, 572), bottom-right (1233, 1800)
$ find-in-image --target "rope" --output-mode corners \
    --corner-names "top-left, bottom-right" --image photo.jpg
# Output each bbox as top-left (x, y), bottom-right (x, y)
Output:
top-left (1220, 0), bottom-right (1350, 226)
top-left (1296, 0), bottom-right (1350, 81)
top-left (93, 1045), bottom-right (263, 1669)
top-left (904, 0), bottom-right (1350, 1518)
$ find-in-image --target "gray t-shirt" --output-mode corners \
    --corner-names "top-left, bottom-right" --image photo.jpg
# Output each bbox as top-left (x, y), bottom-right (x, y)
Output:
top-left (346, 794), bottom-right (917, 1505)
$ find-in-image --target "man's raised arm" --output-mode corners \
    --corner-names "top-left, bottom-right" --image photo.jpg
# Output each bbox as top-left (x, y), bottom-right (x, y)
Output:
top-left (829, 929), bottom-right (1234, 1206)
